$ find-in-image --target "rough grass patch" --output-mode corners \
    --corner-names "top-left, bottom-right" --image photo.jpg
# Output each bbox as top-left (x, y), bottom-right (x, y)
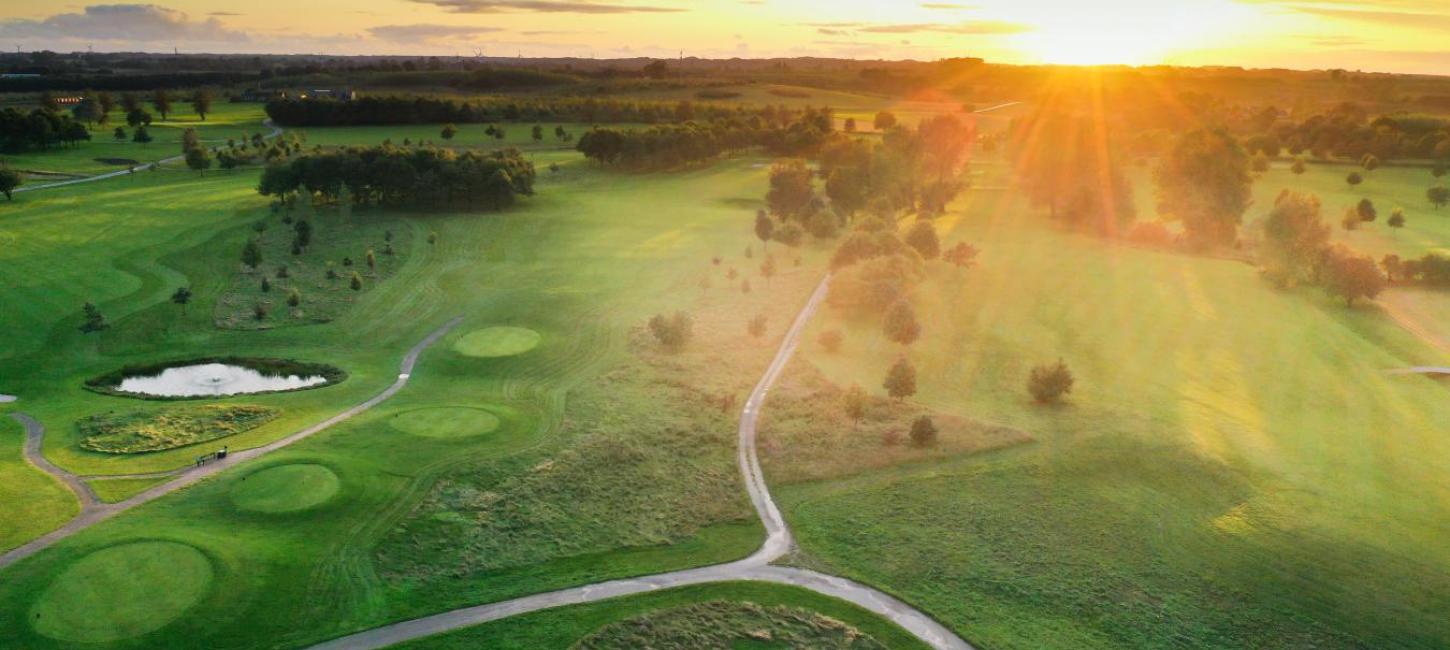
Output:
top-left (77, 404), bottom-right (280, 453)
top-left (575, 600), bottom-right (886, 649)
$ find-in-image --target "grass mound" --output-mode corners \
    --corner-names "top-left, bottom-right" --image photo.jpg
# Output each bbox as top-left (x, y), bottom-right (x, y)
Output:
top-left (453, 326), bottom-right (542, 358)
top-left (576, 601), bottom-right (885, 650)
top-left (389, 407), bottom-right (501, 439)
top-left (77, 405), bottom-right (280, 454)
top-left (30, 541), bottom-right (214, 643)
top-left (231, 464), bottom-right (341, 513)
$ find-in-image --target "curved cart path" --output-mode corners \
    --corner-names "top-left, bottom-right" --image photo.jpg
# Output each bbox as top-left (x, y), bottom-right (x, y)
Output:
top-left (1386, 366), bottom-right (1450, 376)
top-left (11, 413), bottom-right (101, 509)
top-left (13, 120), bottom-right (284, 194)
top-left (307, 277), bottom-right (975, 650)
top-left (0, 316), bottom-right (463, 570)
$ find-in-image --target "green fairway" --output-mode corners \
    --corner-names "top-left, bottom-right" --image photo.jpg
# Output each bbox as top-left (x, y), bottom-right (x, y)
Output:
top-left (29, 540), bottom-right (214, 643)
top-left (88, 476), bottom-right (171, 504)
top-left (764, 175), bottom-right (1450, 648)
top-left (452, 326), bottom-right (542, 358)
top-left (390, 582), bottom-right (931, 650)
top-left (389, 407), bottom-right (501, 438)
top-left (230, 463), bottom-right (342, 513)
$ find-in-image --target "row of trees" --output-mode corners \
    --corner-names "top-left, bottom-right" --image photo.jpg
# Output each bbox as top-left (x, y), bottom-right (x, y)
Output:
top-left (1259, 190), bottom-right (1386, 306)
top-left (0, 107), bottom-right (91, 152)
top-left (576, 108), bottom-right (834, 168)
top-left (1245, 104), bottom-right (1450, 163)
top-left (257, 145), bottom-right (535, 210)
top-left (265, 94), bottom-right (827, 128)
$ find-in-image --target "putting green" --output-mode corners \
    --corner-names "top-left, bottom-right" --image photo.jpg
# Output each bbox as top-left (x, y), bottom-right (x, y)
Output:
top-left (389, 407), bottom-right (502, 439)
top-left (31, 541), bottom-right (214, 643)
top-left (453, 326), bottom-right (542, 358)
top-left (230, 464), bottom-right (340, 514)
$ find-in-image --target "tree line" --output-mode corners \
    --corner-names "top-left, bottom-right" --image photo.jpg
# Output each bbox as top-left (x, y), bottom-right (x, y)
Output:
top-left (264, 94), bottom-right (829, 128)
top-left (576, 107), bottom-right (834, 168)
top-left (0, 107), bottom-right (90, 152)
top-left (257, 145), bottom-right (535, 210)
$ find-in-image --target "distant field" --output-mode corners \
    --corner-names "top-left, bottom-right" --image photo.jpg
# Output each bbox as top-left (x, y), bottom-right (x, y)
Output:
top-left (765, 170), bottom-right (1450, 648)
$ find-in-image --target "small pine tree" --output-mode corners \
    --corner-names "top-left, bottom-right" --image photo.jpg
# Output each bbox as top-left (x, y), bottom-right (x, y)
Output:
top-left (241, 238), bottom-right (263, 270)
top-left (843, 384), bottom-right (867, 428)
top-left (366, 249), bottom-right (377, 271)
top-left (260, 277), bottom-right (272, 293)
top-left (79, 302), bottom-right (109, 333)
top-left (287, 288), bottom-right (301, 308)
top-left (350, 272), bottom-right (363, 291)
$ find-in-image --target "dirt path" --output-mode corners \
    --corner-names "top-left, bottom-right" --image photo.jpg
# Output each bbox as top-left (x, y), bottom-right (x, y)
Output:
top-left (0, 316), bottom-right (462, 570)
top-left (306, 276), bottom-right (975, 650)
top-left (13, 120), bottom-right (284, 195)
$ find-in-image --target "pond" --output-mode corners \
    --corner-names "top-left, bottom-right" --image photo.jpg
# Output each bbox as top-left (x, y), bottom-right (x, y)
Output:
top-left (114, 363), bottom-right (328, 398)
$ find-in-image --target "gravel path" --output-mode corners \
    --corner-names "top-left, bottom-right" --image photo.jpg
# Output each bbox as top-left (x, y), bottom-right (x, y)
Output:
top-left (306, 276), bottom-right (976, 650)
top-left (0, 316), bottom-right (463, 570)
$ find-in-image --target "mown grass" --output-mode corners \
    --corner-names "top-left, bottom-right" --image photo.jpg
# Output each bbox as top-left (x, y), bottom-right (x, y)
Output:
top-left (76, 404), bottom-right (279, 453)
top-left (390, 582), bottom-right (931, 650)
top-left (0, 417), bottom-right (78, 550)
top-left (87, 476), bottom-right (171, 504)
top-left (769, 176), bottom-right (1450, 648)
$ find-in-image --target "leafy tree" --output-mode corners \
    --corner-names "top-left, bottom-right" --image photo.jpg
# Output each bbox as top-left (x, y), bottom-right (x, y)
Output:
top-left (1028, 359), bottom-right (1074, 404)
top-left (882, 300), bottom-right (921, 346)
top-left (532, 124), bottom-right (544, 142)
top-left (184, 146), bottom-right (212, 176)
top-left (773, 222), bottom-right (806, 248)
top-left (132, 126), bottom-right (153, 144)
top-left (1322, 252), bottom-right (1386, 306)
top-left (1014, 110), bottom-right (1135, 236)
top-left (350, 272), bottom-right (364, 291)
top-left (1155, 128), bottom-right (1252, 248)
top-left (1428, 186), bottom-right (1450, 210)
top-left (1261, 190), bottom-right (1329, 284)
top-left (1356, 198), bottom-right (1377, 223)
top-left (189, 89), bottom-right (213, 121)
top-left (1361, 153), bottom-right (1380, 172)
top-left (843, 384), bottom-right (867, 428)
top-left (79, 302), bottom-right (109, 333)
top-left (753, 209), bottom-right (774, 250)
top-left (1291, 156), bottom-right (1306, 175)
top-left (647, 311), bottom-right (693, 352)
top-left (151, 89), bottom-right (172, 121)
top-left (748, 315), bottom-right (767, 339)
top-left (844, 117), bottom-right (856, 133)
top-left (1346, 171), bottom-right (1363, 188)
top-left (113, 126), bottom-right (126, 141)
top-left (1388, 207), bottom-right (1406, 229)
top-left (942, 242), bottom-right (979, 270)
top-left (873, 111), bottom-right (897, 131)
top-left (643, 60), bottom-right (670, 79)
top-left (909, 415), bottom-right (938, 447)
top-left (0, 166), bottom-right (22, 200)
top-left (1341, 207), bottom-right (1360, 231)
top-left (1382, 254), bottom-right (1403, 282)
top-left (766, 160), bottom-right (815, 220)
top-left (97, 90), bottom-right (116, 117)
top-left (293, 219), bottom-right (313, 250)
top-left (72, 96), bottom-right (100, 125)
top-left (883, 357), bottom-right (917, 401)
top-left (441, 123), bottom-right (458, 140)
top-left (170, 287), bottom-right (192, 314)
top-left (241, 238), bottom-right (263, 270)
top-left (904, 221), bottom-right (940, 260)
top-left (125, 108), bottom-right (152, 128)
top-left (260, 277), bottom-right (272, 293)
top-left (917, 114), bottom-right (972, 181)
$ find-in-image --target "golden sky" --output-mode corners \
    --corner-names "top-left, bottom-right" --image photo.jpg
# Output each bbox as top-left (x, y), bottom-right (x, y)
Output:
top-left (1, 0), bottom-right (1448, 74)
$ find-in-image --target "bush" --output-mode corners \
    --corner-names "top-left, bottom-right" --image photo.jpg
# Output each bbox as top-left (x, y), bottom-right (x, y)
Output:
top-left (648, 311), bottom-right (693, 352)
top-left (909, 415), bottom-right (938, 447)
top-left (1028, 359), bottom-right (1074, 404)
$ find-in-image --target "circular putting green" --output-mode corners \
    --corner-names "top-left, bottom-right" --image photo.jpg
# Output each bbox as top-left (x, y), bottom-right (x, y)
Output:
top-left (230, 463), bottom-right (340, 514)
top-left (453, 326), bottom-right (541, 358)
top-left (31, 541), bottom-right (214, 643)
top-left (389, 407), bottom-right (502, 439)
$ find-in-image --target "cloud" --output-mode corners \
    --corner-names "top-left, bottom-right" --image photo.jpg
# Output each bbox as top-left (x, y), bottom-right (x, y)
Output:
top-left (921, 3), bottom-right (973, 9)
top-left (409, 0), bottom-right (684, 13)
top-left (367, 23), bottom-right (504, 42)
top-left (0, 4), bottom-right (247, 43)
top-left (1291, 6), bottom-right (1450, 31)
top-left (857, 21), bottom-right (1029, 35)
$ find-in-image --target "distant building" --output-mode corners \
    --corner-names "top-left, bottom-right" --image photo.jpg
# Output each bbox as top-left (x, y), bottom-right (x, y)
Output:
top-left (297, 88), bottom-right (358, 101)
top-left (234, 88), bottom-right (288, 103)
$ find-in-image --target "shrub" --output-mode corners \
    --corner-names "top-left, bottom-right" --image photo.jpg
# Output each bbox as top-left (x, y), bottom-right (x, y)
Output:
top-left (648, 311), bottom-right (693, 352)
top-left (1028, 359), bottom-right (1074, 404)
top-left (909, 415), bottom-right (938, 447)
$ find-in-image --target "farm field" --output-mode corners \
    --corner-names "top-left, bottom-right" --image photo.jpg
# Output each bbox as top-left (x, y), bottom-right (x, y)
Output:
top-left (763, 176), bottom-right (1450, 648)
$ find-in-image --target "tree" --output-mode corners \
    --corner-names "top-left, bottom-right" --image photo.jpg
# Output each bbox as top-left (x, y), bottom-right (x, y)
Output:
top-left (1433, 161), bottom-right (1448, 180)
top-left (648, 311), bottom-right (693, 352)
top-left (532, 124), bottom-right (544, 142)
top-left (1346, 171), bottom-right (1363, 188)
top-left (873, 111), bottom-right (897, 131)
top-left (1028, 359), bottom-right (1074, 404)
top-left (759, 254), bottom-right (776, 285)
top-left (883, 357), bottom-right (917, 401)
top-left (287, 288), bottom-right (302, 308)
top-left (97, 90), bottom-right (116, 117)
top-left (1261, 190), bottom-right (1329, 284)
top-left (748, 314), bottom-right (767, 339)
top-left (766, 160), bottom-right (814, 220)
top-left (1291, 156), bottom-right (1307, 175)
top-left (241, 238), bottom-right (263, 270)
top-left (1014, 110), bottom-right (1135, 236)
top-left (441, 123), bottom-right (458, 140)
top-left (350, 272), bottom-right (364, 291)
top-left (909, 415), bottom-right (937, 447)
top-left (1382, 254), bottom-right (1403, 282)
top-left (79, 302), bottom-right (109, 333)
top-left (260, 277), bottom-right (272, 293)
top-left (1251, 151), bottom-right (1270, 173)
top-left (486, 169), bottom-right (516, 210)
top-left (754, 209), bottom-right (774, 250)
top-left (1361, 153), bottom-right (1380, 172)
top-left (1356, 198), bottom-right (1377, 223)
top-left (125, 108), bottom-right (152, 128)
top-left (72, 97), bottom-right (100, 126)
top-left (170, 287), bottom-right (192, 314)
top-left (366, 249), bottom-right (377, 271)
top-left (843, 384), bottom-right (867, 428)
top-left (1155, 129), bottom-right (1252, 248)
top-left (844, 117), bottom-right (857, 133)
top-left (189, 89), bottom-right (213, 121)
top-left (643, 60), bottom-right (670, 79)
top-left (1341, 207), bottom-right (1360, 231)
top-left (882, 300), bottom-right (921, 347)
top-left (293, 218), bottom-right (313, 250)
top-left (253, 303), bottom-right (269, 321)
top-left (1322, 252), bottom-right (1386, 306)
top-left (904, 221), bottom-right (940, 260)
top-left (942, 242), bottom-right (979, 270)
top-left (1389, 207), bottom-right (1406, 229)
top-left (0, 167), bottom-right (22, 200)
top-left (184, 146), bottom-right (212, 176)
top-left (1428, 186), bottom-right (1450, 210)
top-left (113, 126), bottom-right (126, 141)
top-left (151, 89), bottom-right (173, 121)
top-left (132, 126), bottom-right (153, 144)
top-left (819, 329), bottom-right (843, 353)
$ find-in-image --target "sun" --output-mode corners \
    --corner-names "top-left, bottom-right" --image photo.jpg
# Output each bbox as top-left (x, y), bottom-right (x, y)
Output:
top-left (1002, 0), bottom-right (1258, 66)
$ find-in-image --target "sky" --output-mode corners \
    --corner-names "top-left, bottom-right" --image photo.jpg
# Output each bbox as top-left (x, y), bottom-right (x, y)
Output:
top-left (1, 0), bottom-right (1449, 75)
